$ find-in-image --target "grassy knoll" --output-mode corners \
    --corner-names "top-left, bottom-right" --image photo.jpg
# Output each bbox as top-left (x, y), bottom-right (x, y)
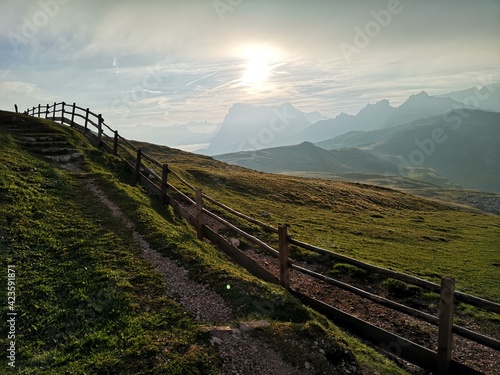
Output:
top-left (0, 112), bottom-right (409, 374)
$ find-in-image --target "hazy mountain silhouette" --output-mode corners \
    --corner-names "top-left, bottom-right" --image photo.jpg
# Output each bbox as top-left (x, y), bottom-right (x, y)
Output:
top-left (199, 84), bottom-right (498, 156)
top-left (318, 109), bottom-right (500, 192)
top-left (200, 102), bottom-right (317, 155)
top-left (198, 83), bottom-right (500, 192)
top-left (294, 99), bottom-right (394, 143)
top-left (437, 83), bottom-right (500, 112)
top-left (381, 91), bottom-right (468, 128)
top-left (215, 141), bottom-right (400, 176)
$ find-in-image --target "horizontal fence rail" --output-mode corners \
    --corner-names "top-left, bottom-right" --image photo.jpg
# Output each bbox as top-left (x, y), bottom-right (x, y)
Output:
top-left (21, 102), bottom-right (500, 374)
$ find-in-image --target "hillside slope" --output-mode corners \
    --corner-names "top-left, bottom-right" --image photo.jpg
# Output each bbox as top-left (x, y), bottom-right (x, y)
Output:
top-left (215, 141), bottom-right (400, 176)
top-left (131, 139), bottom-right (500, 303)
top-left (316, 109), bottom-right (500, 192)
top-left (0, 111), bottom-right (410, 374)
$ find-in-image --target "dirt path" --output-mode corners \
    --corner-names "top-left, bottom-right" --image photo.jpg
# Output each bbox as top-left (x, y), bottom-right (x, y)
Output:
top-left (78, 176), bottom-right (309, 375)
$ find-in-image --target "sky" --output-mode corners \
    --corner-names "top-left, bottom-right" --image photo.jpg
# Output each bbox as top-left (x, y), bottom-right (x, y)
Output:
top-left (1, 0), bottom-right (499, 135)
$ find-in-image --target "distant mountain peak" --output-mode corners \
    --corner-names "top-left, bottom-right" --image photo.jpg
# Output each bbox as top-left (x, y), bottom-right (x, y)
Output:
top-left (298, 141), bottom-right (316, 147)
top-left (357, 99), bottom-right (393, 116)
top-left (403, 91), bottom-right (430, 104)
top-left (204, 102), bottom-right (316, 154)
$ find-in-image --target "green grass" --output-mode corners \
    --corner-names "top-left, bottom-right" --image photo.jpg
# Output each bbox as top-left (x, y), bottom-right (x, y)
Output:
top-left (132, 142), bottom-right (500, 304)
top-left (0, 125), bottom-right (220, 374)
top-left (0, 112), bottom-right (411, 374)
top-left (83, 150), bottom-right (408, 374)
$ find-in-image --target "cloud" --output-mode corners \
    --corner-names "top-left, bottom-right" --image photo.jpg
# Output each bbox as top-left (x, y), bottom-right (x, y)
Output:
top-left (0, 78), bottom-right (55, 110)
top-left (1, 0), bottom-right (499, 132)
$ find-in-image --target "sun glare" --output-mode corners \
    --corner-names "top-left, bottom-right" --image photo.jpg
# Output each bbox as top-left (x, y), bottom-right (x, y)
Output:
top-left (242, 58), bottom-right (270, 87)
top-left (238, 45), bottom-right (279, 91)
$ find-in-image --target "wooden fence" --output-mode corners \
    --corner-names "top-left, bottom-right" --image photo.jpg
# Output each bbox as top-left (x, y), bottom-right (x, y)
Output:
top-left (21, 102), bottom-right (500, 375)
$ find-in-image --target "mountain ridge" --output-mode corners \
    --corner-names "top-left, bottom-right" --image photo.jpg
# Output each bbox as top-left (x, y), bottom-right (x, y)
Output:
top-left (199, 83), bottom-right (498, 155)
top-left (215, 108), bottom-right (500, 193)
top-left (215, 140), bottom-right (401, 176)
top-left (200, 102), bottom-right (318, 155)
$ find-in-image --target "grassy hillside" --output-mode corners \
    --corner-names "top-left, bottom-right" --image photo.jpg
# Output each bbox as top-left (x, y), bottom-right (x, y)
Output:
top-left (133, 141), bottom-right (500, 303)
top-left (0, 118), bottom-right (219, 374)
top-left (0, 112), bottom-right (410, 374)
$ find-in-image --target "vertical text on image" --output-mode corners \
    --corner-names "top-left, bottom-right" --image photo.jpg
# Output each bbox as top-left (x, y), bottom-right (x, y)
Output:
top-left (7, 265), bottom-right (17, 368)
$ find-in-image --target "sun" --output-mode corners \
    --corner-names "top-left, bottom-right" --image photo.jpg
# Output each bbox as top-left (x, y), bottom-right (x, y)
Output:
top-left (242, 58), bottom-right (270, 88)
top-left (238, 45), bottom-right (279, 91)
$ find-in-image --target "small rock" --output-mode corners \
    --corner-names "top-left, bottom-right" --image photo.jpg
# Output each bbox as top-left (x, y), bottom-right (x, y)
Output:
top-left (229, 238), bottom-right (240, 247)
top-left (209, 336), bottom-right (223, 346)
top-left (231, 328), bottom-right (241, 336)
top-left (305, 362), bottom-right (311, 369)
top-left (205, 325), bottom-right (233, 338)
top-left (239, 320), bottom-right (270, 332)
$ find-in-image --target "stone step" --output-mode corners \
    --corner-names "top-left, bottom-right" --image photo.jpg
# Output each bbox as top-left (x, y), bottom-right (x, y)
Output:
top-left (36, 148), bottom-right (79, 156)
top-left (16, 135), bottom-right (66, 142)
top-left (44, 153), bottom-right (82, 163)
top-left (21, 140), bottom-right (70, 148)
top-left (6, 127), bottom-right (55, 134)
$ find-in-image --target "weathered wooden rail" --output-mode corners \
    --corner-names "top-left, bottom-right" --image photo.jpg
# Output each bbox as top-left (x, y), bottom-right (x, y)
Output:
top-left (21, 102), bottom-right (500, 375)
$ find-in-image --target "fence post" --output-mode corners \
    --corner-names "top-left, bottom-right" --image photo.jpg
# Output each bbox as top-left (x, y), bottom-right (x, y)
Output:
top-left (437, 276), bottom-right (455, 375)
top-left (71, 103), bottom-right (76, 127)
top-left (195, 189), bottom-right (204, 240)
top-left (113, 130), bottom-right (119, 155)
top-left (161, 164), bottom-right (169, 205)
top-left (84, 108), bottom-right (89, 134)
top-left (14, 104), bottom-right (18, 113)
top-left (45, 104), bottom-right (49, 119)
top-left (61, 102), bottom-right (65, 124)
top-left (97, 114), bottom-right (103, 145)
top-left (37, 104), bottom-right (40, 117)
top-left (52, 102), bottom-right (56, 120)
top-left (278, 225), bottom-right (290, 289)
top-left (135, 149), bottom-right (142, 182)
top-left (32, 106), bottom-right (35, 115)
